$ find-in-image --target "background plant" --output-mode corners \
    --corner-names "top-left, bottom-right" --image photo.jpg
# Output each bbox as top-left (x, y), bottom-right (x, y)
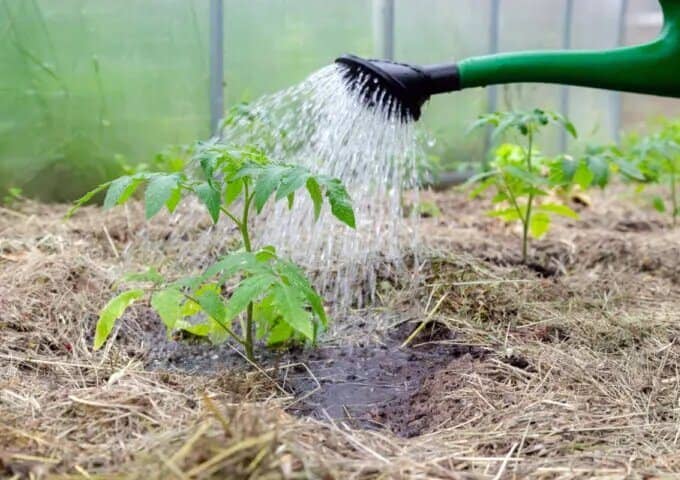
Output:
top-left (624, 121), bottom-right (680, 226)
top-left (69, 141), bottom-right (356, 362)
top-left (468, 109), bottom-right (580, 263)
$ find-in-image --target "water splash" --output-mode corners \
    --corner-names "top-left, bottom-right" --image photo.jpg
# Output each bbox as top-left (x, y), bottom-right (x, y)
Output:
top-left (209, 64), bottom-right (427, 308)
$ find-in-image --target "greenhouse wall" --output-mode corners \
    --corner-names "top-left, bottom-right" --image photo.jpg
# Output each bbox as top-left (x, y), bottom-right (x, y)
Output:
top-left (0, 0), bottom-right (675, 201)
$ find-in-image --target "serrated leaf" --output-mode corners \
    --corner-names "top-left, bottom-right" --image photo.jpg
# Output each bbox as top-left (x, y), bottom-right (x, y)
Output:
top-left (272, 284), bottom-right (314, 340)
top-left (151, 288), bottom-right (184, 332)
top-left (203, 252), bottom-right (262, 281)
top-left (225, 274), bottom-right (277, 320)
top-left (66, 182), bottom-right (111, 218)
top-left (528, 212), bottom-right (551, 238)
top-left (223, 179), bottom-right (243, 206)
top-left (145, 174), bottom-right (181, 219)
top-left (276, 260), bottom-right (327, 327)
top-left (94, 289), bottom-right (144, 350)
top-left (276, 166), bottom-right (309, 201)
top-left (306, 177), bottom-right (323, 220)
top-left (195, 182), bottom-right (221, 223)
top-left (323, 178), bottom-right (356, 228)
top-left (104, 176), bottom-right (133, 209)
top-left (196, 288), bottom-right (226, 323)
top-left (253, 166), bottom-right (285, 213)
top-left (536, 203), bottom-right (579, 219)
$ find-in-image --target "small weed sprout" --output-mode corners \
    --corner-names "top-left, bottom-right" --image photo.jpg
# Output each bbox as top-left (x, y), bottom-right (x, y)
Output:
top-left (69, 142), bottom-right (356, 362)
top-left (468, 109), bottom-right (579, 263)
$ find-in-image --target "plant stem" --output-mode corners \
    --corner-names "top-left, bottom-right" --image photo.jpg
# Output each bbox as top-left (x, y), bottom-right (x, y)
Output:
top-left (240, 183), bottom-right (255, 361)
top-left (522, 133), bottom-right (535, 263)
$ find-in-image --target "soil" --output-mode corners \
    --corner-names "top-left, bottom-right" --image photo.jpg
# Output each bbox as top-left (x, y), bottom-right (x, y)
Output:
top-left (136, 310), bottom-right (489, 438)
top-left (3, 187), bottom-right (680, 478)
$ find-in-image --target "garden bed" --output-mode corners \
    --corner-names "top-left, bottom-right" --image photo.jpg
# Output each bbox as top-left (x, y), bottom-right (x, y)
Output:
top-left (2, 187), bottom-right (680, 479)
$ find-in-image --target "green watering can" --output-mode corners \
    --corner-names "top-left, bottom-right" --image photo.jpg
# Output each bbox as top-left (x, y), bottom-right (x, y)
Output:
top-left (337, 0), bottom-right (680, 121)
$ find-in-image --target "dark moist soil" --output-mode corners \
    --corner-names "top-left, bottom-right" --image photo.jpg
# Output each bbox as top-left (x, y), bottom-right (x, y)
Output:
top-left (134, 311), bottom-right (488, 438)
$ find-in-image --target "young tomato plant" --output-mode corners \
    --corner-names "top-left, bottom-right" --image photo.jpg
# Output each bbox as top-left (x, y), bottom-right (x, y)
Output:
top-left (468, 109), bottom-right (579, 263)
top-left (626, 125), bottom-right (680, 226)
top-left (69, 142), bottom-right (356, 362)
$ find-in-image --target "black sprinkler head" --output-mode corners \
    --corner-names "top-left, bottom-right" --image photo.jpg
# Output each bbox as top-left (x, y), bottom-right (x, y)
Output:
top-left (335, 54), bottom-right (461, 121)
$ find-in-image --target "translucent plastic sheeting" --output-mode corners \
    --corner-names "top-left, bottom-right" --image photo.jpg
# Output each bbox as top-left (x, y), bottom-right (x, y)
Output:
top-left (0, 0), bottom-right (675, 201)
top-left (0, 0), bottom-right (209, 201)
top-left (223, 0), bottom-right (372, 105)
top-left (395, 0), bottom-right (491, 169)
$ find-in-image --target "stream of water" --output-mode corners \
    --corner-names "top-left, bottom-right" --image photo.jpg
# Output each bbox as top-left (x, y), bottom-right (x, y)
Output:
top-left (209, 64), bottom-right (429, 308)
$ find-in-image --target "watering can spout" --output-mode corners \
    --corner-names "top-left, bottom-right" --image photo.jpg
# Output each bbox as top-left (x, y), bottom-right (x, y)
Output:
top-left (337, 0), bottom-right (680, 121)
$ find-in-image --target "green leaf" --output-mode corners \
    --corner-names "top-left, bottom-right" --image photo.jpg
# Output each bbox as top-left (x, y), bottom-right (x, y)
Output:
top-left (145, 174), bottom-right (181, 219)
top-left (66, 182), bottom-right (111, 218)
top-left (94, 289), bottom-right (144, 350)
top-left (196, 288), bottom-right (226, 323)
top-left (653, 196), bottom-right (666, 213)
top-left (267, 320), bottom-right (295, 346)
top-left (253, 166), bottom-right (285, 213)
top-left (255, 246), bottom-right (277, 262)
top-left (177, 321), bottom-right (212, 337)
top-left (573, 162), bottom-right (594, 190)
top-left (202, 252), bottom-right (266, 282)
top-left (488, 208), bottom-right (522, 222)
top-left (181, 283), bottom-right (220, 316)
top-left (563, 120), bottom-right (578, 139)
top-left (166, 186), bottom-right (182, 213)
top-left (504, 166), bottom-right (546, 187)
top-left (225, 273), bottom-right (277, 320)
top-left (536, 203), bottom-right (579, 219)
top-left (195, 182), bottom-right (221, 223)
top-left (588, 156), bottom-right (610, 188)
top-left (276, 166), bottom-right (309, 201)
top-left (151, 288), bottom-right (184, 332)
top-left (323, 178), bottom-right (356, 228)
top-left (528, 212), bottom-right (551, 239)
top-left (275, 260), bottom-right (327, 327)
top-left (272, 284), bottom-right (314, 340)
top-left (223, 179), bottom-right (243, 206)
top-left (104, 176), bottom-right (134, 209)
top-left (306, 177), bottom-right (323, 220)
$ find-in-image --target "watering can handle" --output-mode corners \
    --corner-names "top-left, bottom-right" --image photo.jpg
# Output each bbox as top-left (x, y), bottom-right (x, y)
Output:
top-left (458, 0), bottom-right (680, 98)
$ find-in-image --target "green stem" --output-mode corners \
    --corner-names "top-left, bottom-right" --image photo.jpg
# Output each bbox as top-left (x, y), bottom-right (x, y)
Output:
top-left (522, 133), bottom-right (535, 264)
top-left (219, 206), bottom-right (242, 227)
top-left (241, 183), bottom-right (255, 361)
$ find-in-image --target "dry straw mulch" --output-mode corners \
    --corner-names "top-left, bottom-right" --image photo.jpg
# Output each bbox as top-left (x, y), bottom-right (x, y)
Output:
top-left (1, 189), bottom-right (680, 479)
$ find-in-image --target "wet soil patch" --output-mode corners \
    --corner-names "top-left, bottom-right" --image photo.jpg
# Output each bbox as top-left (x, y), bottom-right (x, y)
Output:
top-left (135, 311), bottom-right (489, 438)
top-left (281, 323), bottom-right (488, 436)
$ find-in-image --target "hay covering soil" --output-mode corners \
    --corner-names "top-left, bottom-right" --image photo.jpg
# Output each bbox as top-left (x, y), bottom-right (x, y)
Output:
top-left (1, 188), bottom-right (680, 479)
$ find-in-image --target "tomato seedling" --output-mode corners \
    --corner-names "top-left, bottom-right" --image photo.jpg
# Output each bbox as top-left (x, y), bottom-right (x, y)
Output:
top-left (626, 123), bottom-right (680, 226)
top-left (468, 109), bottom-right (579, 263)
top-left (69, 141), bottom-right (355, 362)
